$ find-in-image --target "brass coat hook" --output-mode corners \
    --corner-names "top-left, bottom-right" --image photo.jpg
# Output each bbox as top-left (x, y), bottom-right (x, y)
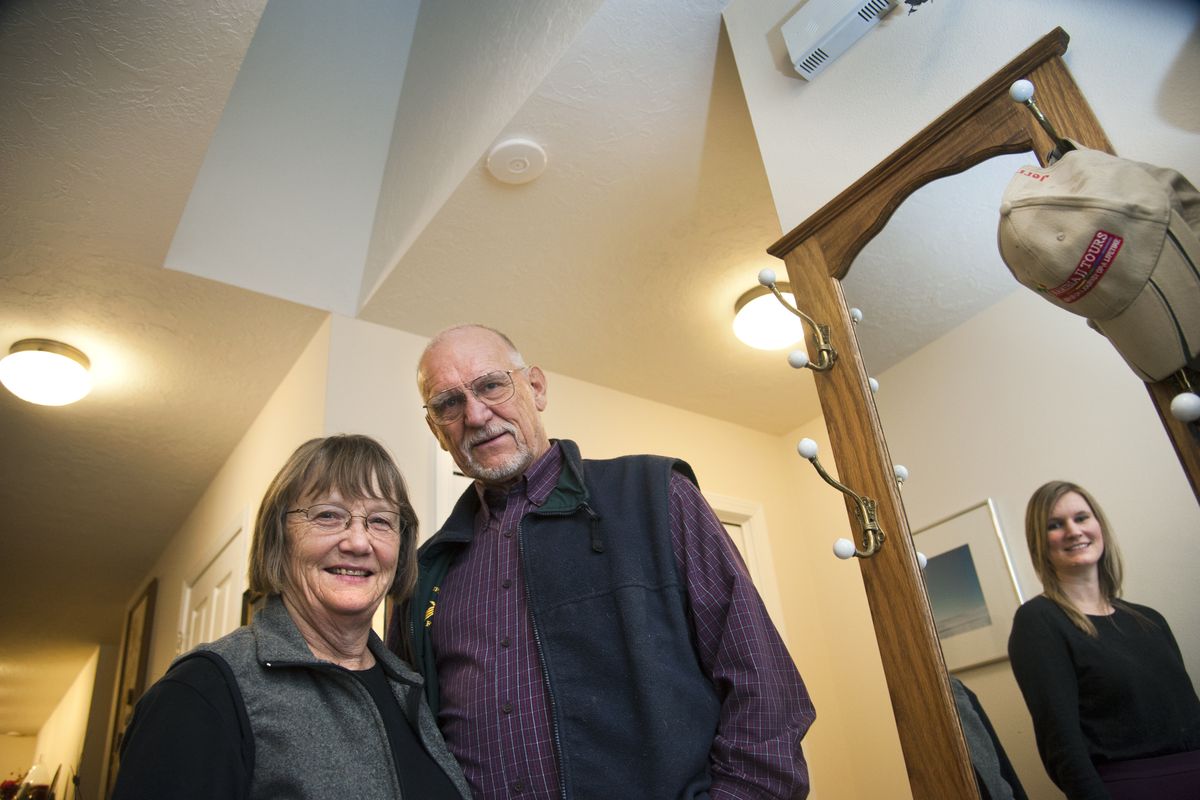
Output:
top-left (758, 269), bottom-right (837, 371)
top-left (1009, 79), bottom-right (1076, 161)
top-left (796, 438), bottom-right (886, 558)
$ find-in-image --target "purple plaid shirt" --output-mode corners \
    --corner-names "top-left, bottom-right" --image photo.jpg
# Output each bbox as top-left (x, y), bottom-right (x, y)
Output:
top-left (431, 442), bottom-right (815, 799)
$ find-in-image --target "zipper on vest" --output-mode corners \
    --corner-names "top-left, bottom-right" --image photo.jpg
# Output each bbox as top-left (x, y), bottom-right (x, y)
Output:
top-left (518, 513), bottom-right (569, 800)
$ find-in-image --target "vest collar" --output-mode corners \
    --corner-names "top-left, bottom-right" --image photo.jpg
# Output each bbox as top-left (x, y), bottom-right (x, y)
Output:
top-left (251, 594), bottom-right (423, 685)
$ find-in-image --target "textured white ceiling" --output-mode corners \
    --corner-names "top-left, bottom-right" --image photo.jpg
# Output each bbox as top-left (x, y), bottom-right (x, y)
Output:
top-left (0, 0), bottom-right (325, 734)
top-left (359, 0), bottom-right (803, 432)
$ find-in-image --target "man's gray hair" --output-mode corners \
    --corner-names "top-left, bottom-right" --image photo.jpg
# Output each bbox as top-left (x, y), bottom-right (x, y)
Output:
top-left (419, 324), bottom-right (526, 372)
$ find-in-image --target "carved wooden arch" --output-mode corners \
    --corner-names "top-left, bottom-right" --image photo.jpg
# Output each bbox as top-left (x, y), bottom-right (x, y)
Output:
top-left (768, 27), bottom-right (1198, 800)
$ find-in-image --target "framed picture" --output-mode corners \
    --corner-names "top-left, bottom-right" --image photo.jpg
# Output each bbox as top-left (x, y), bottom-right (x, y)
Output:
top-left (241, 589), bottom-right (267, 625)
top-left (913, 499), bottom-right (1023, 671)
top-left (106, 578), bottom-right (158, 797)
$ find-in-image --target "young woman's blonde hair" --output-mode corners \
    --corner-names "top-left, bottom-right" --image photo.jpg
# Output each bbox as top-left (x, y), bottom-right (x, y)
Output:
top-left (1024, 480), bottom-right (1126, 636)
top-left (249, 434), bottom-right (419, 604)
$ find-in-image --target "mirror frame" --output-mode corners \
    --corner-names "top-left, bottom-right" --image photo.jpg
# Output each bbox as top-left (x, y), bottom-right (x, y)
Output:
top-left (767, 27), bottom-right (1198, 799)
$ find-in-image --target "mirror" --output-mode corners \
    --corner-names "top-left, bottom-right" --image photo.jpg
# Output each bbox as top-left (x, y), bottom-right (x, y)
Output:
top-left (840, 153), bottom-right (1200, 799)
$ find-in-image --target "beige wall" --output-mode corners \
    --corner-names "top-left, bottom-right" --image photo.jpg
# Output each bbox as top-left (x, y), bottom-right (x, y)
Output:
top-left (101, 315), bottom-right (333, 789)
top-left (7, 646), bottom-right (115, 800)
top-left (0, 737), bottom-right (35, 785)
top-left (75, 644), bottom-right (117, 800)
top-left (135, 315), bottom-right (331, 685)
top-left (323, 315), bottom-right (436, 536)
top-left (873, 289), bottom-right (1200, 800)
top-left (98, 314), bottom-right (331, 786)
top-left (28, 648), bottom-right (98, 800)
top-left (107, 313), bottom-right (425, 693)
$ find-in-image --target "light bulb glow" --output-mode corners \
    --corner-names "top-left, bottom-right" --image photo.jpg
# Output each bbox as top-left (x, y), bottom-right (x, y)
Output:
top-left (0, 340), bottom-right (92, 406)
top-left (733, 292), bottom-right (804, 350)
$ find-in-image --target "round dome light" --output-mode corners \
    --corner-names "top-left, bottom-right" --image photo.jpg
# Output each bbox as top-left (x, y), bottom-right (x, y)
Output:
top-left (733, 283), bottom-right (804, 350)
top-left (0, 339), bottom-right (93, 406)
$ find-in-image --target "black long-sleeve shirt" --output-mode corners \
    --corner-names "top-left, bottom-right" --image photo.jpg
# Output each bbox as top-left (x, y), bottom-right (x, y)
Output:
top-left (1007, 595), bottom-right (1200, 800)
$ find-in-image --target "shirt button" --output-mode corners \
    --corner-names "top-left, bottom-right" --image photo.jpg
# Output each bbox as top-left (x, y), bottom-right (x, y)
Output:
top-left (500, 636), bottom-right (511, 648)
top-left (502, 701), bottom-right (513, 714)
top-left (512, 780), bottom-right (525, 793)
top-left (503, 529), bottom-right (513, 538)
top-left (501, 578), bottom-right (512, 589)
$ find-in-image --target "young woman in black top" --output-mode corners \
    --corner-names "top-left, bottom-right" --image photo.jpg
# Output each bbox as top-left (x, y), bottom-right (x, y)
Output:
top-left (1008, 480), bottom-right (1200, 800)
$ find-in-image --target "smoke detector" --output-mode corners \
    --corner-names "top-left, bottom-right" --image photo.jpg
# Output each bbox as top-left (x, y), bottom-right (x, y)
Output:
top-left (781, 0), bottom-right (898, 80)
top-left (486, 138), bottom-right (547, 185)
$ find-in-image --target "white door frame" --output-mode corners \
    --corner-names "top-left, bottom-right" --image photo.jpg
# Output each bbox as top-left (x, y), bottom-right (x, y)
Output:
top-left (705, 493), bottom-right (789, 643)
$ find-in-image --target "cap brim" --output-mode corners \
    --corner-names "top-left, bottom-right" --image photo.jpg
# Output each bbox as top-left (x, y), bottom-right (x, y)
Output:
top-left (1092, 208), bottom-right (1200, 381)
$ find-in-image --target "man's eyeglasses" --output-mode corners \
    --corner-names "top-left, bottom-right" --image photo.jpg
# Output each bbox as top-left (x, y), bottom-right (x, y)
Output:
top-left (286, 504), bottom-right (403, 539)
top-left (424, 368), bottom-right (525, 426)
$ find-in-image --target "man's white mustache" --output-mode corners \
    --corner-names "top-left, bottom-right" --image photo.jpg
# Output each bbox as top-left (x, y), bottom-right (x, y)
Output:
top-left (466, 423), bottom-right (517, 448)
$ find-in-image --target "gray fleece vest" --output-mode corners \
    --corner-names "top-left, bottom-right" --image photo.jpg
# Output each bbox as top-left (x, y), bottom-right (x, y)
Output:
top-left (198, 595), bottom-right (470, 800)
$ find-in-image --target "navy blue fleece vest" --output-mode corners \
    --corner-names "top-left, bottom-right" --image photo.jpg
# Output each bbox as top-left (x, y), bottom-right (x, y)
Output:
top-left (406, 440), bottom-right (721, 800)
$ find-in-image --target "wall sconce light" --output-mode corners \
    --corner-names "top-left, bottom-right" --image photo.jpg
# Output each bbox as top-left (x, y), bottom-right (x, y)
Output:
top-left (0, 339), bottom-right (93, 406)
top-left (733, 282), bottom-right (804, 350)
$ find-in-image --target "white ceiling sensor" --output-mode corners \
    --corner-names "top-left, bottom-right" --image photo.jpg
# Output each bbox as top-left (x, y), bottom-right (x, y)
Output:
top-left (782, 0), bottom-right (898, 80)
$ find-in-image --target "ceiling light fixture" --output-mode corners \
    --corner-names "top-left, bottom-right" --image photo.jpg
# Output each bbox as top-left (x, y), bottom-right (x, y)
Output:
top-left (733, 282), bottom-right (804, 350)
top-left (0, 339), bottom-right (93, 406)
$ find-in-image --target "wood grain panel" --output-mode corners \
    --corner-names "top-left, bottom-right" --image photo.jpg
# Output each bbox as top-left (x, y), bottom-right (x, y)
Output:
top-left (783, 238), bottom-right (978, 799)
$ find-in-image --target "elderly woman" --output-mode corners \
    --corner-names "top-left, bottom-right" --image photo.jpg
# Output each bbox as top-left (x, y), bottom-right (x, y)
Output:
top-left (112, 434), bottom-right (471, 800)
top-left (1008, 480), bottom-right (1200, 800)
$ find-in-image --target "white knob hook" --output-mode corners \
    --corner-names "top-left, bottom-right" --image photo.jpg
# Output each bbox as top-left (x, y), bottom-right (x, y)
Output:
top-left (868, 377), bottom-right (880, 394)
top-left (754, 269), bottom-right (838, 371)
top-left (787, 350), bottom-right (810, 369)
top-left (1009, 78), bottom-right (1071, 156)
top-left (894, 464), bottom-right (909, 485)
top-left (797, 437), bottom-right (819, 459)
top-left (798, 437), bottom-right (886, 560)
top-left (1009, 79), bottom-right (1034, 104)
top-left (833, 538), bottom-right (856, 560)
top-left (1170, 392), bottom-right (1200, 422)
top-left (848, 307), bottom-right (863, 324)
top-left (917, 551), bottom-right (928, 570)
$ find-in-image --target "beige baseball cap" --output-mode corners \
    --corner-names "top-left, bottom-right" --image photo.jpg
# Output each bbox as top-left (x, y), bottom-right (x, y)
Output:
top-left (997, 146), bottom-right (1200, 382)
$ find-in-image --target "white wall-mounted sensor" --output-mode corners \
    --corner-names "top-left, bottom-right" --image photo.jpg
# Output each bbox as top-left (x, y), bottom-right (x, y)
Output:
top-left (781, 0), bottom-right (898, 81)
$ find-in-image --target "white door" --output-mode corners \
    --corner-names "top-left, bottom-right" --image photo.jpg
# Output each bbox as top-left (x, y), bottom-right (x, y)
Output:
top-left (707, 495), bottom-right (789, 642)
top-left (180, 529), bottom-right (244, 652)
top-left (722, 520), bottom-right (748, 561)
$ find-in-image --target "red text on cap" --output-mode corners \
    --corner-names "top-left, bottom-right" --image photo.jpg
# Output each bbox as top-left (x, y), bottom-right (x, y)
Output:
top-left (1050, 230), bottom-right (1123, 304)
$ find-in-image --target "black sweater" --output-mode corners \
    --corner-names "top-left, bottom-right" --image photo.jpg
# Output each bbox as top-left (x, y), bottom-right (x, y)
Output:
top-left (1007, 595), bottom-right (1200, 800)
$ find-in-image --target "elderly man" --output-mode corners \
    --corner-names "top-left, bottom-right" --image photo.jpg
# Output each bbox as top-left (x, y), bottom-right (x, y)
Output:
top-left (390, 324), bottom-right (815, 800)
